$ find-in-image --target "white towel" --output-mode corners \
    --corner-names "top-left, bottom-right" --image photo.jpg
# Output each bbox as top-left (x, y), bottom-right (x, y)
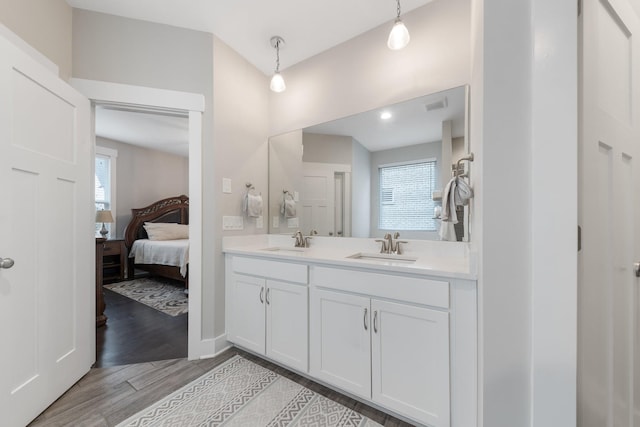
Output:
top-left (439, 176), bottom-right (474, 241)
top-left (243, 193), bottom-right (263, 218)
top-left (280, 193), bottom-right (297, 218)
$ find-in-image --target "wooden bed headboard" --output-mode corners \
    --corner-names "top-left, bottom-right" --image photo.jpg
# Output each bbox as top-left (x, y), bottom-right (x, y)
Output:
top-left (124, 195), bottom-right (189, 249)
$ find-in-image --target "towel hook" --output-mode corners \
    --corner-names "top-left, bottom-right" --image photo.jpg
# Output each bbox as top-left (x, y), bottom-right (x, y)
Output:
top-left (455, 153), bottom-right (474, 177)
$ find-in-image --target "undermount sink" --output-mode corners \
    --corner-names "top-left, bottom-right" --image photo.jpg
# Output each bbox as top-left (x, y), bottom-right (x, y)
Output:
top-left (261, 246), bottom-right (307, 253)
top-left (346, 252), bottom-right (417, 263)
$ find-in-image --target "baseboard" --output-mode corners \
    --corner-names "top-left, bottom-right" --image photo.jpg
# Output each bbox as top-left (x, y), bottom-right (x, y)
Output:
top-left (199, 334), bottom-right (231, 359)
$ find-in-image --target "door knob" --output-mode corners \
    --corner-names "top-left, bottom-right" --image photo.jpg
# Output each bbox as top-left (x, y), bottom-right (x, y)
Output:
top-left (634, 262), bottom-right (640, 277)
top-left (0, 258), bottom-right (14, 269)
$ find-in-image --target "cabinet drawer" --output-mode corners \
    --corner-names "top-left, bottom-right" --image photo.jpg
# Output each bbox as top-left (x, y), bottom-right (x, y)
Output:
top-left (102, 241), bottom-right (122, 254)
top-left (312, 266), bottom-right (449, 309)
top-left (232, 256), bottom-right (308, 284)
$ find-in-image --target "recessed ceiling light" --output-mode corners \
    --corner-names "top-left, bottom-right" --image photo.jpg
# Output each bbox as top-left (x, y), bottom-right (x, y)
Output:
top-left (380, 111), bottom-right (392, 120)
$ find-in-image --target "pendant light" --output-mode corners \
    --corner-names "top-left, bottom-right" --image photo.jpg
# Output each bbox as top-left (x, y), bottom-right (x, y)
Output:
top-left (387, 0), bottom-right (410, 50)
top-left (270, 36), bottom-right (286, 93)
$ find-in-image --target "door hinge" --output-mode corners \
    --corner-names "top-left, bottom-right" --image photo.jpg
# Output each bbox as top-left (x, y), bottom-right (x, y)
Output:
top-left (578, 225), bottom-right (582, 252)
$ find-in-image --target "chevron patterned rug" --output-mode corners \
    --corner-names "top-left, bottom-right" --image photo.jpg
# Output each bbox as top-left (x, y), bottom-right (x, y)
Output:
top-left (104, 277), bottom-right (188, 317)
top-left (117, 355), bottom-right (382, 427)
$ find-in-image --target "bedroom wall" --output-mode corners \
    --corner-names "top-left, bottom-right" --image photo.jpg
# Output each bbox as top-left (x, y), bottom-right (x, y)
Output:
top-left (96, 137), bottom-right (189, 239)
top-left (0, 0), bottom-right (72, 80)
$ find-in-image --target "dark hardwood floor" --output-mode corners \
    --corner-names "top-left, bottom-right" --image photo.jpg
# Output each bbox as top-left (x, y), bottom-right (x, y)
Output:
top-left (95, 287), bottom-right (188, 368)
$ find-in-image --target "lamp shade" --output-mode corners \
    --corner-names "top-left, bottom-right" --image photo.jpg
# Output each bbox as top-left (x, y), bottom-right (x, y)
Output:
top-left (95, 210), bottom-right (114, 223)
top-left (270, 71), bottom-right (286, 93)
top-left (387, 19), bottom-right (410, 50)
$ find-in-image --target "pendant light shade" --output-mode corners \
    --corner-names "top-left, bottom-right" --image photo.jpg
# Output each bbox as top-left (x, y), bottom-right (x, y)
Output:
top-left (270, 71), bottom-right (286, 93)
top-left (270, 36), bottom-right (286, 93)
top-left (388, 0), bottom-right (410, 50)
top-left (387, 19), bottom-right (410, 50)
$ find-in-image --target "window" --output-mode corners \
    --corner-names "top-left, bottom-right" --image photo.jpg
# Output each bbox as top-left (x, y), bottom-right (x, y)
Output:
top-left (95, 146), bottom-right (117, 235)
top-left (378, 159), bottom-right (437, 231)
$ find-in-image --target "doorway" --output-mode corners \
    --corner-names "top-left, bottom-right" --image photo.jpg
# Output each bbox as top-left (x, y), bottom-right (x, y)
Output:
top-left (72, 78), bottom-right (204, 362)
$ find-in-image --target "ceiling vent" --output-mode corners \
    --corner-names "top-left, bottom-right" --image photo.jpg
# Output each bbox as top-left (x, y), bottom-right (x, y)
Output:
top-left (425, 97), bottom-right (448, 112)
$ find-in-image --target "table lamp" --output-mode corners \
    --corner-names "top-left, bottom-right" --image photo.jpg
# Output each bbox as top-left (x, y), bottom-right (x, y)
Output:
top-left (95, 210), bottom-right (114, 238)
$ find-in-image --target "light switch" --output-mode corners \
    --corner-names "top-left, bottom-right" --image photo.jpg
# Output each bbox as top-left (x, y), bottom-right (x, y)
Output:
top-left (223, 215), bottom-right (244, 230)
top-left (287, 218), bottom-right (299, 228)
top-left (222, 178), bottom-right (232, 194)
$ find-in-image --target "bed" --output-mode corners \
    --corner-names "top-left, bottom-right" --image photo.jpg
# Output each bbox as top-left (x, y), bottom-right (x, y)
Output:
top-left (124, 195), bottom-right (189, 289)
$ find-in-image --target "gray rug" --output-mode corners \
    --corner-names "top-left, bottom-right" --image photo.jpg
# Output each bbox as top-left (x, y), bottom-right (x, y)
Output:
top-left (116, 355), bottom-right (382, 427)
top-left (104, 278), bottom-right (188, 317)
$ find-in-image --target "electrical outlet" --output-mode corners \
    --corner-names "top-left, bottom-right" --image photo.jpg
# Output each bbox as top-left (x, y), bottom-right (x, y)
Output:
top-left (256, 216), bottom-right (264, 229)
top-left (272, 216), bottom-right (279, 228)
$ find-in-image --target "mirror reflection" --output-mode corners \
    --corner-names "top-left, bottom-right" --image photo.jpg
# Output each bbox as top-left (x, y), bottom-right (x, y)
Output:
top-left (268, 85), bottom-right (470, 241)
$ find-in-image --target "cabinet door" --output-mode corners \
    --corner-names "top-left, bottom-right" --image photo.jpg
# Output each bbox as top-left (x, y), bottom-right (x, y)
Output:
top-left (266, 280), bottom-right (308, 372)
top-left (371, 299), bottom-right (450, 427)
top-left (310, 288), bottom-right (371, 399)
top-left (229, 274), bottom-right (265, 355)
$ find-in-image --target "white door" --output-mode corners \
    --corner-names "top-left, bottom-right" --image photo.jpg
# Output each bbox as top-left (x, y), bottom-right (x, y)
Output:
top-left (309, 288), bottom-right (371, 399)
top-left (579, 1), bottom-right (640, 426)
top-left (265, 280), bottom-right (308, 372)
top-left (0, 35), bottom-right (93, 426)
top-left (301, 165), bottom-right (335, 236)
top-left (371, 299), bottom-right (450, 427)
top-left (229, 274), bottom-right (265, 354)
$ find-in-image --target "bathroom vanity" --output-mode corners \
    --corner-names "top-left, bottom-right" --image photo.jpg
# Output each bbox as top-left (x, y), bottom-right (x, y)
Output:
top-left (224, 235), bottom-right (477, 427)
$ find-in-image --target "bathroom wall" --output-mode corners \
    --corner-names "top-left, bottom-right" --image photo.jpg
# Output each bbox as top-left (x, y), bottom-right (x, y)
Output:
top-left (351, 140), bottom-right (371, 238)
top-left (0, 0), bottom-right (72, 80)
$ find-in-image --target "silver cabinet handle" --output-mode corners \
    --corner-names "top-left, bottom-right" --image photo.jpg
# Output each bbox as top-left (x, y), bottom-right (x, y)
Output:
top-left (363, 307), bottom-right (368, 330)
top-left (635, 262), bottom-right (640, 277)
top-left (0, 258), bottom-right (14, 269)
top-left (259, 287), bottom-right (264, 304)
top-left (266, 287), bottom-right (270, 305)
top-left (373, 310), bottom-right (378, 333)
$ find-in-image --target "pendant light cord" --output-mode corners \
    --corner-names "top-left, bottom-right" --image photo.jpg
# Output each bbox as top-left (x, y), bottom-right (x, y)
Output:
top-left (275, 40), bottom-right (281, 73)
top-left (396, 0), bottom-right (401, 19)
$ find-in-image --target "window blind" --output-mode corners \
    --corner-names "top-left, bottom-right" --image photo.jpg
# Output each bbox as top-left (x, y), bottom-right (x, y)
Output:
top-left (379, 161), bottom-right (437, 231)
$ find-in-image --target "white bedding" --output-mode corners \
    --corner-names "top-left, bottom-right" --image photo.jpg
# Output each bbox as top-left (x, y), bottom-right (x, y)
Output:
top-left (129, 239), bottom-right (189, 277)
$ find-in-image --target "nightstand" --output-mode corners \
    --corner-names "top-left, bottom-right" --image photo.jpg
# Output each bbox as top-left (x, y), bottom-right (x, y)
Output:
top-left (100, 239), bottom-right (126, 283)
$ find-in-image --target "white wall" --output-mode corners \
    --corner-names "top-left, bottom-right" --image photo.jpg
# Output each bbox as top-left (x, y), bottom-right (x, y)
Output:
top-left (471, 0), bottom-right (577, 426)
top-left (0, 0), bottom-right (72, 80)
top-left (96, 137), bottom-right (189, 238)
top-left (212, 35), bottom-right (269, 337)
top-left (269, 0), bottom-right (471, 136)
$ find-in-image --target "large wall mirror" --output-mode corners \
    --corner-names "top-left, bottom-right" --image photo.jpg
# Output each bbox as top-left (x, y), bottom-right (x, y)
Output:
top-left (268, 85), bottom-right (471, 241)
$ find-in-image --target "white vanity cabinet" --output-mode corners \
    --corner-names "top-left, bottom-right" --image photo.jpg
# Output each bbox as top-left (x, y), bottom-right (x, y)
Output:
top-left (310, 266), bottom-right (452, 427)
top-left (226, 256), bottom-right (309, 372)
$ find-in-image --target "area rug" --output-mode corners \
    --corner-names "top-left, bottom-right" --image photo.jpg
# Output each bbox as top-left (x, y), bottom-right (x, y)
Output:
top-left (116, 355), bottom-right (382, 427)
top-left (104, 278), bottom-right (188, 317)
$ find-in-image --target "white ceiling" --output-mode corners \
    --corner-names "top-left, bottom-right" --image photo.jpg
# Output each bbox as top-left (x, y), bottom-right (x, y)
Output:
top-left (95, 107), bottom-right (189, 157)
top-left (65, 0), bottom-right (433, 75)
top-left (304, 86), bottom-right (466, 152)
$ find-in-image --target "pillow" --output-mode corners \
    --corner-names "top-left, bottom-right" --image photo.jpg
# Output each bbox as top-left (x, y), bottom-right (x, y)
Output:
top-left (143, 222), bottom-right (189, 241)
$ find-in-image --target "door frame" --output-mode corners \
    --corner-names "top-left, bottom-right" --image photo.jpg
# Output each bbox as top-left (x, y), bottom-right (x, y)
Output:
top-left (70, 78), bottom-right (205, 360)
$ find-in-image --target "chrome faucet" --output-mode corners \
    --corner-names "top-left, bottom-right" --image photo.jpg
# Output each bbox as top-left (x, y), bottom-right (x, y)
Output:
top-left (292, 231), bottom-right (304, 247)
top-left (376, 232), bottom-right (408, 254)
top-left (292, 230), bottom-right (317, 248)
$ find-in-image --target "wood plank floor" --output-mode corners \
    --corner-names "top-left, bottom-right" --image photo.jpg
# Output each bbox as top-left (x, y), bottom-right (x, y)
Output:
top-left (30, 347), bottom-right (414, 426)
top-left (96, 288), bottom-right (188, 367)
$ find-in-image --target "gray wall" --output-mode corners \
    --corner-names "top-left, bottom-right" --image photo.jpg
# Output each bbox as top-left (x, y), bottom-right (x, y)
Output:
top-left (0, 0), bottom-right (72, 80)
top-left (302, 133), bottom-right (353, 163)
top-left (351, 139), bottom-right (371, 237)
top-left (370, 141), bottom-right (442, 239)
top-left (73, 10), bottom-right (270, 341)
top-left (96, 137), bottom-right (189, 239)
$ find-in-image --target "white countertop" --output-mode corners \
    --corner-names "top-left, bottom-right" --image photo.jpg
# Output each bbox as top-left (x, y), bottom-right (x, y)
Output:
top-left (223, 234), bottom-right (477, 280)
